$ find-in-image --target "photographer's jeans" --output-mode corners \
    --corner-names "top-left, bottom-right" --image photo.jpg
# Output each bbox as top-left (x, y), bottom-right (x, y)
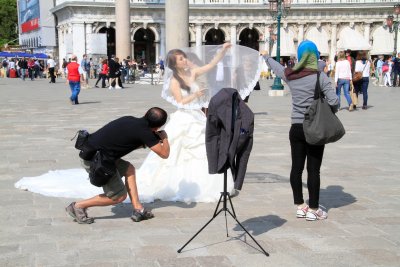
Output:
top-left (336, 79), bottom-right (352, 109)
top-left (69, 81), bottom-right (81, 104)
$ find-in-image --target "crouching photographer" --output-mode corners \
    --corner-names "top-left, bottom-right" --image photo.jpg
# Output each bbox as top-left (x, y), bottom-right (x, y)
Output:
top-left (66, 107), bottom-right (170, 224)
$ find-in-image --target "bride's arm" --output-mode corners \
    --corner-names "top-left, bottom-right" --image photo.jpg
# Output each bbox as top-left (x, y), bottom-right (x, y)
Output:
top-left (170, 78), bottom-right (205, 104)
top-left (194, 43), bottom-right (231, 78)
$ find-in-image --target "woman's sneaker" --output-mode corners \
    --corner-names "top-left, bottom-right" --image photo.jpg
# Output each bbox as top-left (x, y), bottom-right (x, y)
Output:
top-left (306, 207), bottom-right (328, 221)
top-left (131, 208), bottom-right (154, 222)
top-left (296, 205), bottom-right (309, 218)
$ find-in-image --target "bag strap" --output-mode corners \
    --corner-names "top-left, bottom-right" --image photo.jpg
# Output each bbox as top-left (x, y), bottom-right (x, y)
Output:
top-left (313, 72), bottom-right (322, 100)
top-left (361, 62), bottom-right (368, 72)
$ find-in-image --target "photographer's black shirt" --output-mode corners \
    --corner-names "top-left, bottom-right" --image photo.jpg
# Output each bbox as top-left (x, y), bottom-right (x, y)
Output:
top-left (88, 116), bottom-right (159, 159)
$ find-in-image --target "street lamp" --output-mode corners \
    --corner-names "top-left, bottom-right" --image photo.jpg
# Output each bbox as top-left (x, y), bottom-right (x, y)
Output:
top-left (267, 0), bottom-right (291, 90)
top-left (386, 4), bottom-right (400, 55)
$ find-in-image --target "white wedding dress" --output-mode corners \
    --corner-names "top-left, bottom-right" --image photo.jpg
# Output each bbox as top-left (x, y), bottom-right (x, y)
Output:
top-left (15, 86), bottom-right (233, 203)
top-left (136, 85), bottom-right (233, 203)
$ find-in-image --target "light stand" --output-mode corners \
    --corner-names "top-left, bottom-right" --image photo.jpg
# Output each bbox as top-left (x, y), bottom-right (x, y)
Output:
top-left (177, 93), bottom-right (269, 257)
top-left (267, 0), bottom-right (291, 90)
top-left (387, 4), bottom-right (400, 55)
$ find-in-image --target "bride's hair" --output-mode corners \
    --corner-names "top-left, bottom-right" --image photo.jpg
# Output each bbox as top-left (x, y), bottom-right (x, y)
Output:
top-left (166, 49), bottom-right (190, 91)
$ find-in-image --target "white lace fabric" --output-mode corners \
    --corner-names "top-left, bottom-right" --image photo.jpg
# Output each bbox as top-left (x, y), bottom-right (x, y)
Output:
top-left (161, 44), bottom-right (263, 109)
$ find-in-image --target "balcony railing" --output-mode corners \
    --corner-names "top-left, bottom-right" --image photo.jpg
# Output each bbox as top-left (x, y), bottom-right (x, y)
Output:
top-left (54, 0), bottom-right (400, 5)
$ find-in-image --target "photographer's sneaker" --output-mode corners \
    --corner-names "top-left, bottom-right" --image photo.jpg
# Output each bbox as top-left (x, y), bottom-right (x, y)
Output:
top-left (296, 205), bottom-right (309, 218)
top-left (131, 208), bottom-right (154, 222)
top-left (306, 207), bottom-right (328, 221)
top-left (66, 202), bottom-right (94, 224)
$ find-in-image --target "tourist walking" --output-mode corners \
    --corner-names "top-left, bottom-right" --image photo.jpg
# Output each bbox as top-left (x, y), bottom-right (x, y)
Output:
top-left (383, 59), bottom-right (391, 87)
top-left (81, 54), bottom-right (90, 88)
top-left (392, 53), bottom-right (400, 87)
top-left (335, 51), bottom-right (353, 111)
top-left (94, 59), bottom-right (108, 88)
top-left (66, 55), bottom-right (84, 105)
top-left (376, 56), bottom-right (384, 86)
top-left (354, 51), bottom-right (371, 110)
top-left (27, 58), bottom-right (35, 81)
top-left (18, 57), bottom-right (28, 81)
top-left (47, 56), bottom-right (56, 83)
top-left (262, 40), bottom-right (339, 221)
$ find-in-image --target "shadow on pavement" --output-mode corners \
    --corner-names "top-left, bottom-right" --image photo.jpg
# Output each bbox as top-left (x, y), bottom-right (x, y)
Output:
top-left (319, 185), bottom-right (357, 211)
top-left (233, 214), bottom-right (287, 236)
top-left (96, 201), bottom-right (197, 220)
top-left (76, 101), bottom-right (102, 105)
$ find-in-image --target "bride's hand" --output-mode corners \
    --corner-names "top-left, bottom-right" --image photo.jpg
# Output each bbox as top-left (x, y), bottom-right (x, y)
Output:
top-left (195, 89), bottom-right (207, 98)
top-left (223, 43), bottom-right (232, 50)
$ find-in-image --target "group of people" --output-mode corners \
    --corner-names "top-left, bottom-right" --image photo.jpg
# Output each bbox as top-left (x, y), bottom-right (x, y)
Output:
top-left (17, 40), bottom-right (342, 225)
top-left (1, 56), bottom-right (56, 82)
top-left (332, 49), bottom-right (370, 111)
top-left (372, 53), bottom-right (400, 87)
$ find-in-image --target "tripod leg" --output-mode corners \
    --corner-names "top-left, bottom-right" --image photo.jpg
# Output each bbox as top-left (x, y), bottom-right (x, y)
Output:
top-left (213, 193), bottom-right (223, 217)
top-left (226, 210), bottom-right (269, 257)
top-left (177, 209), bottom-right (223, 253)
top-left (227, 194), bottom-right (237, 218)
top-left (224, 209), bottom-right (229, 237)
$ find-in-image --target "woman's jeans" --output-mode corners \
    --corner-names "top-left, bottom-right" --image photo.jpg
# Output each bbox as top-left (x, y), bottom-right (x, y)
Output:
top-left (289, 124), bottom-right (325, 209)
top-left (355, 77), bottom-right (369, 107)
top-left (69, 81), bottom-right (81, 104)
top-left (336, 79), bottom-right (352, 108)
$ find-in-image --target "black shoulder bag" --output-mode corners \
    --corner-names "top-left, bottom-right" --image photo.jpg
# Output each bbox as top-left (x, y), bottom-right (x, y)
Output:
top-left (71, 130), bottom-right (116, 187)
top-left (89, 151), bottom-right (116, 187)
top-left (303, 72), bottom-right (345, 145)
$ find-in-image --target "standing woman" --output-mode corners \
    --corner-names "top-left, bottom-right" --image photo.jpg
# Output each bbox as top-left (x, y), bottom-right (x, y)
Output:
top-left (335, 51), bottom-right (353, 111)
top-left (262, 40), bottom-right (338, 221)
top-left (354, 51), bottom-right (371, 110)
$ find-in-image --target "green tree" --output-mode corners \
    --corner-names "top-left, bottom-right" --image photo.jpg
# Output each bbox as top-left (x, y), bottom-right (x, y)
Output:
top-left (0, 0), bottom-right (18, 48)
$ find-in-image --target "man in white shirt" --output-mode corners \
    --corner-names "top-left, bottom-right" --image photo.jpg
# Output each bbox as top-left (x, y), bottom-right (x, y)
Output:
top-left (47, 56), bottom-right (56, 83)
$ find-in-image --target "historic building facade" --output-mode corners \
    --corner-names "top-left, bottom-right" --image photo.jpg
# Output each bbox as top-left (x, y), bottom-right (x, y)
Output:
top-left (47, 0), bottom-right (399, 66)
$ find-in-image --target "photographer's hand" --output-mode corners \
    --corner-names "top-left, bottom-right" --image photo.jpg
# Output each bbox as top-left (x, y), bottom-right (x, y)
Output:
top-left (156, 130), bottom-right (168, 141)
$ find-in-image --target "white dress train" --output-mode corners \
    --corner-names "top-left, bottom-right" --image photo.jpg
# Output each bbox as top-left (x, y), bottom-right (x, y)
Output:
top-left (15, 89), bottom-right (234, 203)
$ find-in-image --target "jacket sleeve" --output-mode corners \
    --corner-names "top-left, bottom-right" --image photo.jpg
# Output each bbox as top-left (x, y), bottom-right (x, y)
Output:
top-left (205, 106), bottom-right (220, 174)
top-left (234, 115), bottom-right (254, 190)
top-left (263, 56), bottom-right (287, 82)
top-left (320, 72), bottom-right (339, 113)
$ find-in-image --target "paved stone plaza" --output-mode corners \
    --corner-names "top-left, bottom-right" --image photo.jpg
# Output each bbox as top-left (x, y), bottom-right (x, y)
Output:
top-left (0, 77), bottom-right (399, 267)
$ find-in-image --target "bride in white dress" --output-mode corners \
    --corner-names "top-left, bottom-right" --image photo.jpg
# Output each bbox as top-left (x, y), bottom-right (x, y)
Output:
top-left (136, 43), bottom-right (234, 202)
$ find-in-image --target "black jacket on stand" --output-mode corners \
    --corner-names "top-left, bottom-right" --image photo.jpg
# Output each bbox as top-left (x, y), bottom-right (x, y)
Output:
top-left (205, 88), bottom-right (254, 190)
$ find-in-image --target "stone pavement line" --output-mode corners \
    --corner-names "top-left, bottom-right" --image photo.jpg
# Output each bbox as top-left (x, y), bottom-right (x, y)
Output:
top-left (0, 78), bottom-right (400, 267)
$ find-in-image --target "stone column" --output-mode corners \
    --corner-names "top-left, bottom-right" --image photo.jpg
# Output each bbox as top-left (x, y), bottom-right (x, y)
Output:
top-left (72, 23), bottom-right (85, 59)
top-left (330, 23), bottom-right (338, 62)
top-left (58, 27), bottom-right (66, 67)
top-left (85, 23), bottom-right (92, 55)
top-left (196, 24), bottom-right (203, 47)
top-left (166, 0), bottom-right (189, 51)
top-left (298, 23), bottom-right (305, 44)
top-left (230, 24), bottom-right (237, 44)
top-left (160, 23), bottom-right (166, 59)
top-left (115, 0), bottom-right (131, 59)
top-left (364, 22), bottom-right (371, 44)
top-left (264, 25), bottom-right (271, 52)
